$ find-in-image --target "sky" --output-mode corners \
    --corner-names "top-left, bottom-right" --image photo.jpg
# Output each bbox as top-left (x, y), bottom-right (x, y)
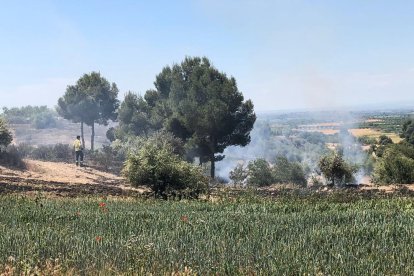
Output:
top-left (1, 0), bottom-right (414, 112)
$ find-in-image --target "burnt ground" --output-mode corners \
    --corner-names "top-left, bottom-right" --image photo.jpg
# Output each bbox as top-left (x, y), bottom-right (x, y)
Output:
top-left (0, 160), bottom-right (148, 197)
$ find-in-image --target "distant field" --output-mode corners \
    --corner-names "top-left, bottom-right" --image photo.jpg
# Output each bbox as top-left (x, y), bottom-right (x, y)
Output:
top-left (2, 194), bottom-right (414, 274)
top-left (10, 119), bottom-right (112, 149)
top-left (349, 128), bottom-right (402, 143)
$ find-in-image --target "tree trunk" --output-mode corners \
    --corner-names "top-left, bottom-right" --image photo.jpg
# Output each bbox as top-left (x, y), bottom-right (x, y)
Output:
top-left (210, 154), bottom-right (215, 179)
top-left (81, 121), bottom-right (85, 149)
top-left (91, 122), bottom-right (95, 151)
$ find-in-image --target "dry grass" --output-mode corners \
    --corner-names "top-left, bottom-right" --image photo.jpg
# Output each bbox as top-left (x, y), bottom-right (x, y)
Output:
top-left (349, 128), bottom-right (402, 143)
top-left (0, 160), bottom-right (148, 197)
top-left (298, 122), bottom-right (341, 128)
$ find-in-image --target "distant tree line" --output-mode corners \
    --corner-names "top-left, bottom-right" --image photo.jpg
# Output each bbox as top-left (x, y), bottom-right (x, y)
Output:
top-left (1, 106), bottom-right (57, 129)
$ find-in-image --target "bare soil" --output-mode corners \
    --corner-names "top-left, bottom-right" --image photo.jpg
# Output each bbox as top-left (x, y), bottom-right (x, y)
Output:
top-left (0, 160), bottom-right (148, 197)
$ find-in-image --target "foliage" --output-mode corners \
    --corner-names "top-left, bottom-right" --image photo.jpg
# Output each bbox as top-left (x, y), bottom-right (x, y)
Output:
top-left (106, 127), bottom-right (116, 142)
top-left (2, 195), bottom-right (414, 274)
top-left (378, 135), bottom-right (393, 146)
top-left (88, 145), bottom-right (125, 173)
top-left (1, 106), bottom-right (57, 129)
top-left (26, 144), bottom-right (73, 162)
top-left (57, 72), bottom-right (119, 150)
top-left (373, 143), bottom-right (414, 184)
top-left (0, 145), bottom-right (25, 168)
top-left (138, 56), bottom-right (256, 178)
top-left (272, 156), bottom-right (307, 186)
top-left (123, 132), bottom-right (208, 198)
top-left (318, 152), bottom-right (357, 186)
top-left (245, 157), bottom-right (307, 187)
top-left (229, 163), bottom-right (248, 186)
top-left (0, 118), bottom-right (13, 150)
top-left (116, 92), bottom-right (152, 138)
top-left (299, 131), bottom-right (326, 145)
top-left (33, 112), bottom-right (57, 129)
top-left (357, 135), bottom-right (377, 145)
top-left (246, 159), bottom-right (273, 187)
top-left (401, 119), bottom-right (414, 144)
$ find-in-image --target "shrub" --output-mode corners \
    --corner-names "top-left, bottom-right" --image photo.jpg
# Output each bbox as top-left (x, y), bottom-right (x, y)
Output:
top-left (88, 145), bottom-right (125, 173)
top-left (247, 159), bottom-right (273, 187)
top-left (318, 152), bottom-right (357, 186)
top-left (0, 145), bottom-right (25, 168)
top-left (0, 118), bottom-right (13, 150)
top-left (33, 112), bottom-right (57, 129)
top-left (272, 156), bottom-right (307, 186)
top-left (373, 143), bottom-right (414, 184)
top-left (229, 163), bottom-right (248, 186)
top-left (30, 144), bottom-right (72, 162)
top-left (123, 133), bottom-right (208, 198)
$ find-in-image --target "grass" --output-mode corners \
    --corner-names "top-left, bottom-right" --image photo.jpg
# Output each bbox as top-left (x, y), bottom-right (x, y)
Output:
top-left (1, 192), bottom-right (414, 274)
top-left (349, 128), bottom-right (402, 143)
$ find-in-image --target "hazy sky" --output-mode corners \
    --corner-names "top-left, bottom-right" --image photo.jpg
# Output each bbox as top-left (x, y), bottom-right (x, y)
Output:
top-left (1, 0), bottom-right (414, 112)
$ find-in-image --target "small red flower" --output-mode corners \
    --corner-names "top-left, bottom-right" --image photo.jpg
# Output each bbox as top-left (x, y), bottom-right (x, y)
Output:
top-left (99, 202), bottom-right (106, 208)
top-left (95, 236), bottom-right (102, 242)
top-left (180, 215), bottom-right (189, 223)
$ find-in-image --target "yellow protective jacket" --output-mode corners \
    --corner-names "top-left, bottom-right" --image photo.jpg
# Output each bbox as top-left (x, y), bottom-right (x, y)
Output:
top-left (73, 139), bottom-right (83, 151)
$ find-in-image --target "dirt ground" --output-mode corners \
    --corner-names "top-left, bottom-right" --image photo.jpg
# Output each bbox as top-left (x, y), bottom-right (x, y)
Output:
top-left (1, 160), bottom-right (413, 198)
top-left (0, 160), bottom-right (148, 197)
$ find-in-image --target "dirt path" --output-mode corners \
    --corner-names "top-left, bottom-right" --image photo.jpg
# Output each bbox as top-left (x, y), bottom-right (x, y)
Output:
top-left (0, 160), bottom-right (148, 197)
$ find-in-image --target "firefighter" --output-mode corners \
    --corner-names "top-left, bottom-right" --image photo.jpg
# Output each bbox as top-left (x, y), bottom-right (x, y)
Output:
top-left (73, 135), bottom-right (84, 166)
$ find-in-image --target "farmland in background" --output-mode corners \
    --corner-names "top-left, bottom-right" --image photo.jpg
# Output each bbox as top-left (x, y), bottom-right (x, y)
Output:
top-left (10, 118), bottom-right (112, 149)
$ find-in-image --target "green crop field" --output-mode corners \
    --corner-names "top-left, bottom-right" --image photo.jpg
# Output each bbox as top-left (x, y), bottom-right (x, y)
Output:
top-left (1, 193), bottom-right (414, 275)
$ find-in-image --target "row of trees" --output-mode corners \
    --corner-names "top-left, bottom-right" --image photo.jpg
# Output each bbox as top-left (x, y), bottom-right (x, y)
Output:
top-left (2, 106), bottom-right (57, 129)
top-left (58, 57), bottom-right (256, 178)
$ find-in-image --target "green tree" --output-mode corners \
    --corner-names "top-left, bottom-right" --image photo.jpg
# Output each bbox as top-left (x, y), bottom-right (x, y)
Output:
top-left (229, 163), bottom-right (248, 186)
top-left (272, 156), bottom-right (307, 186)
top-left (247, 159), bottom-right (273, 187)
top-left (2, 106), bottom-right (57, 129)
top-left (318, 152), bottom-right (356, 186)
top-left (401, 119), bottom-right (414, 144)
top-left (58, 72), bottom-right (119, 150)
top-left (378, 135), bottom-right (393, 146)
top-left (373, 143), bottom-right (414, 184)
top-left (0, 118), bottom-right (12, 151)
top-left (116, 92), bottom-right (152, 139)
top-left (145, 57), bottom-right (256, 178)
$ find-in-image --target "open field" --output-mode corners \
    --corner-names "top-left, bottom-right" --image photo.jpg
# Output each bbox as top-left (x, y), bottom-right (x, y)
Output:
top-left (1, 192), bottom-right (414, 274)
top-left (10, 119), bottom-right (112, 148)
top-left (0, 160), bottom-right (146, 197)
top-left (349, 128), bottom-right (402, 143)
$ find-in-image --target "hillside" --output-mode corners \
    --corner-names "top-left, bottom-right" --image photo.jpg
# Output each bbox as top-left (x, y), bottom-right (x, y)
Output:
top-left (0, 160), bottom-right (147, 197)
top-left (10, 118), bottom-right (114, 148)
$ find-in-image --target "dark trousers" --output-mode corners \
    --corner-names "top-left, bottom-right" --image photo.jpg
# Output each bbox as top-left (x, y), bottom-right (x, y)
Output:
top-left (75, 150), bottom-right (84, 165)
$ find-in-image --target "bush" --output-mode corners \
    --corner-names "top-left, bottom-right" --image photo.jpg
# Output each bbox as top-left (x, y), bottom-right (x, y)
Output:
top-left (247, 159), bottom-right (273, 187)
top-left (318, 152), bottom-right (357, 186)
top-left (244, 157), bottom-right (307, 187)
top-left (33, 112), bottom-right (57, 129)
top-left (123, 133), bottom-right (208, 198)
top-left (88, 145), bottom-right (125, 173)
top-left (272, 156), bottom-right (307, 186)
top-left (0, 145), bottom-right (25, 168)
top-left (0, 118), bottom-right (13, 150)
top-left (30, 144), bottom-right (72, 162)
top-left (373, 143), bottom-right (414, 184)
top-left (229, 163), bottom-right (248, 186)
